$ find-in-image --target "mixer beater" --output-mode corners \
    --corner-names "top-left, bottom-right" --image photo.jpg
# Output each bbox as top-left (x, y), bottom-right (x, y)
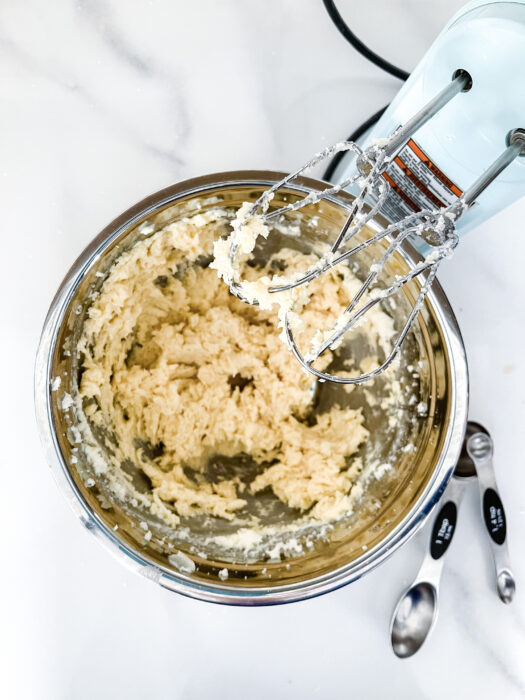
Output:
top-left (216, 71), bottom-right (525, 385)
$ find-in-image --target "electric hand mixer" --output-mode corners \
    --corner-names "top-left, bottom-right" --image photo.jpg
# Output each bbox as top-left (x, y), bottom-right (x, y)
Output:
top-left (219, 0), bottom-right (525, 384)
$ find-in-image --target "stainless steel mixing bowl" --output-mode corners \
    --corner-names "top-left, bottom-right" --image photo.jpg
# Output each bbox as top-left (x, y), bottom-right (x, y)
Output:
top-left (35, 171), bottom-right (468, 605)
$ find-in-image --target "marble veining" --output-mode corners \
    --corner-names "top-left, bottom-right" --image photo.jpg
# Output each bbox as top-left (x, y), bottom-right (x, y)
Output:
top-left (2, 1), bottom-right (524, 698)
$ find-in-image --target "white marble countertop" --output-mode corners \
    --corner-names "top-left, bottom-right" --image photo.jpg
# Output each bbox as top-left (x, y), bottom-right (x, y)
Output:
top-left (2, 1), bottom-right (525, 698)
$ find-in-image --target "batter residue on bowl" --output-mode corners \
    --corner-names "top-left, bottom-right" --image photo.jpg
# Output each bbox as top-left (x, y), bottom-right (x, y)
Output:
top-left (75, 208), bottom-right (398, 547)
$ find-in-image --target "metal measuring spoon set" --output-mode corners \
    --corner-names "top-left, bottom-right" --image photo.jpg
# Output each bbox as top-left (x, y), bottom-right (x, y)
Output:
top-left (390, 422), bottom-right (515, 658)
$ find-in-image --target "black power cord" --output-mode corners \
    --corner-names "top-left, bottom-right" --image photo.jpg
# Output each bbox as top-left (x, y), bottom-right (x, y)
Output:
top-left (322, 0), bottom-right (409, 81)
top-left (322, 104), bottom-right (388, 181)
top-left (321, 0), bottom-right (409, 180)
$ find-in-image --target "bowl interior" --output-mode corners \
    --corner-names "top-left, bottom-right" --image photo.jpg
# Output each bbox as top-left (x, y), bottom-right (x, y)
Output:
top-left (46, 177), bottom-right (458, 592)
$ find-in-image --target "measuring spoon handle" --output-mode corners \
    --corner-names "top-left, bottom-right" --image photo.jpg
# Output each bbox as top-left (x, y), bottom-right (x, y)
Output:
top-left (467, 433), bottom-right (516, 604)
top-left (414, 477), bottom-right (466, 587)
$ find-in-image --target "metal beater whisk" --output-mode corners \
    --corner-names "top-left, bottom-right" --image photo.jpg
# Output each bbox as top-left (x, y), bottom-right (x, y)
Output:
top-left (225, 71), bottom-right (525, 384)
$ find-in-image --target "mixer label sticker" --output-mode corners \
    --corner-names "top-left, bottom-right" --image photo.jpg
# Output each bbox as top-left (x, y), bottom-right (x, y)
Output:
top-left (381, 172), bottom-right (420, 212)
top-left (380, 139), bottom-right (463, 221)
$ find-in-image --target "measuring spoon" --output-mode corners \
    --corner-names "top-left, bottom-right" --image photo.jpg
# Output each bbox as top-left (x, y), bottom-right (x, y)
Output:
top-left (464, 422), bottom-right (516, 604)
top-left (391, 421), bottom-right (515, 658)
top-left (390, 476), bottom-right (466, 658)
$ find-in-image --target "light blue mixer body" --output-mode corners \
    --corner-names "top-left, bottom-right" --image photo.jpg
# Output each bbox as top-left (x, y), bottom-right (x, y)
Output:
top-left (332, 0), bottom-right (525, 233)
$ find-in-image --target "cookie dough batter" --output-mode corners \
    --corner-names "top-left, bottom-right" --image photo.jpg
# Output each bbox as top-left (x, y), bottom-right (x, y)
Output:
top-left (78, 208), bottom-right (394, 528)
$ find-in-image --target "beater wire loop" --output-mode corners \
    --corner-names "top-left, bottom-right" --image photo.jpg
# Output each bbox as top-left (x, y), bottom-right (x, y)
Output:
top-left (220, 66), bottom-right (525, 385)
